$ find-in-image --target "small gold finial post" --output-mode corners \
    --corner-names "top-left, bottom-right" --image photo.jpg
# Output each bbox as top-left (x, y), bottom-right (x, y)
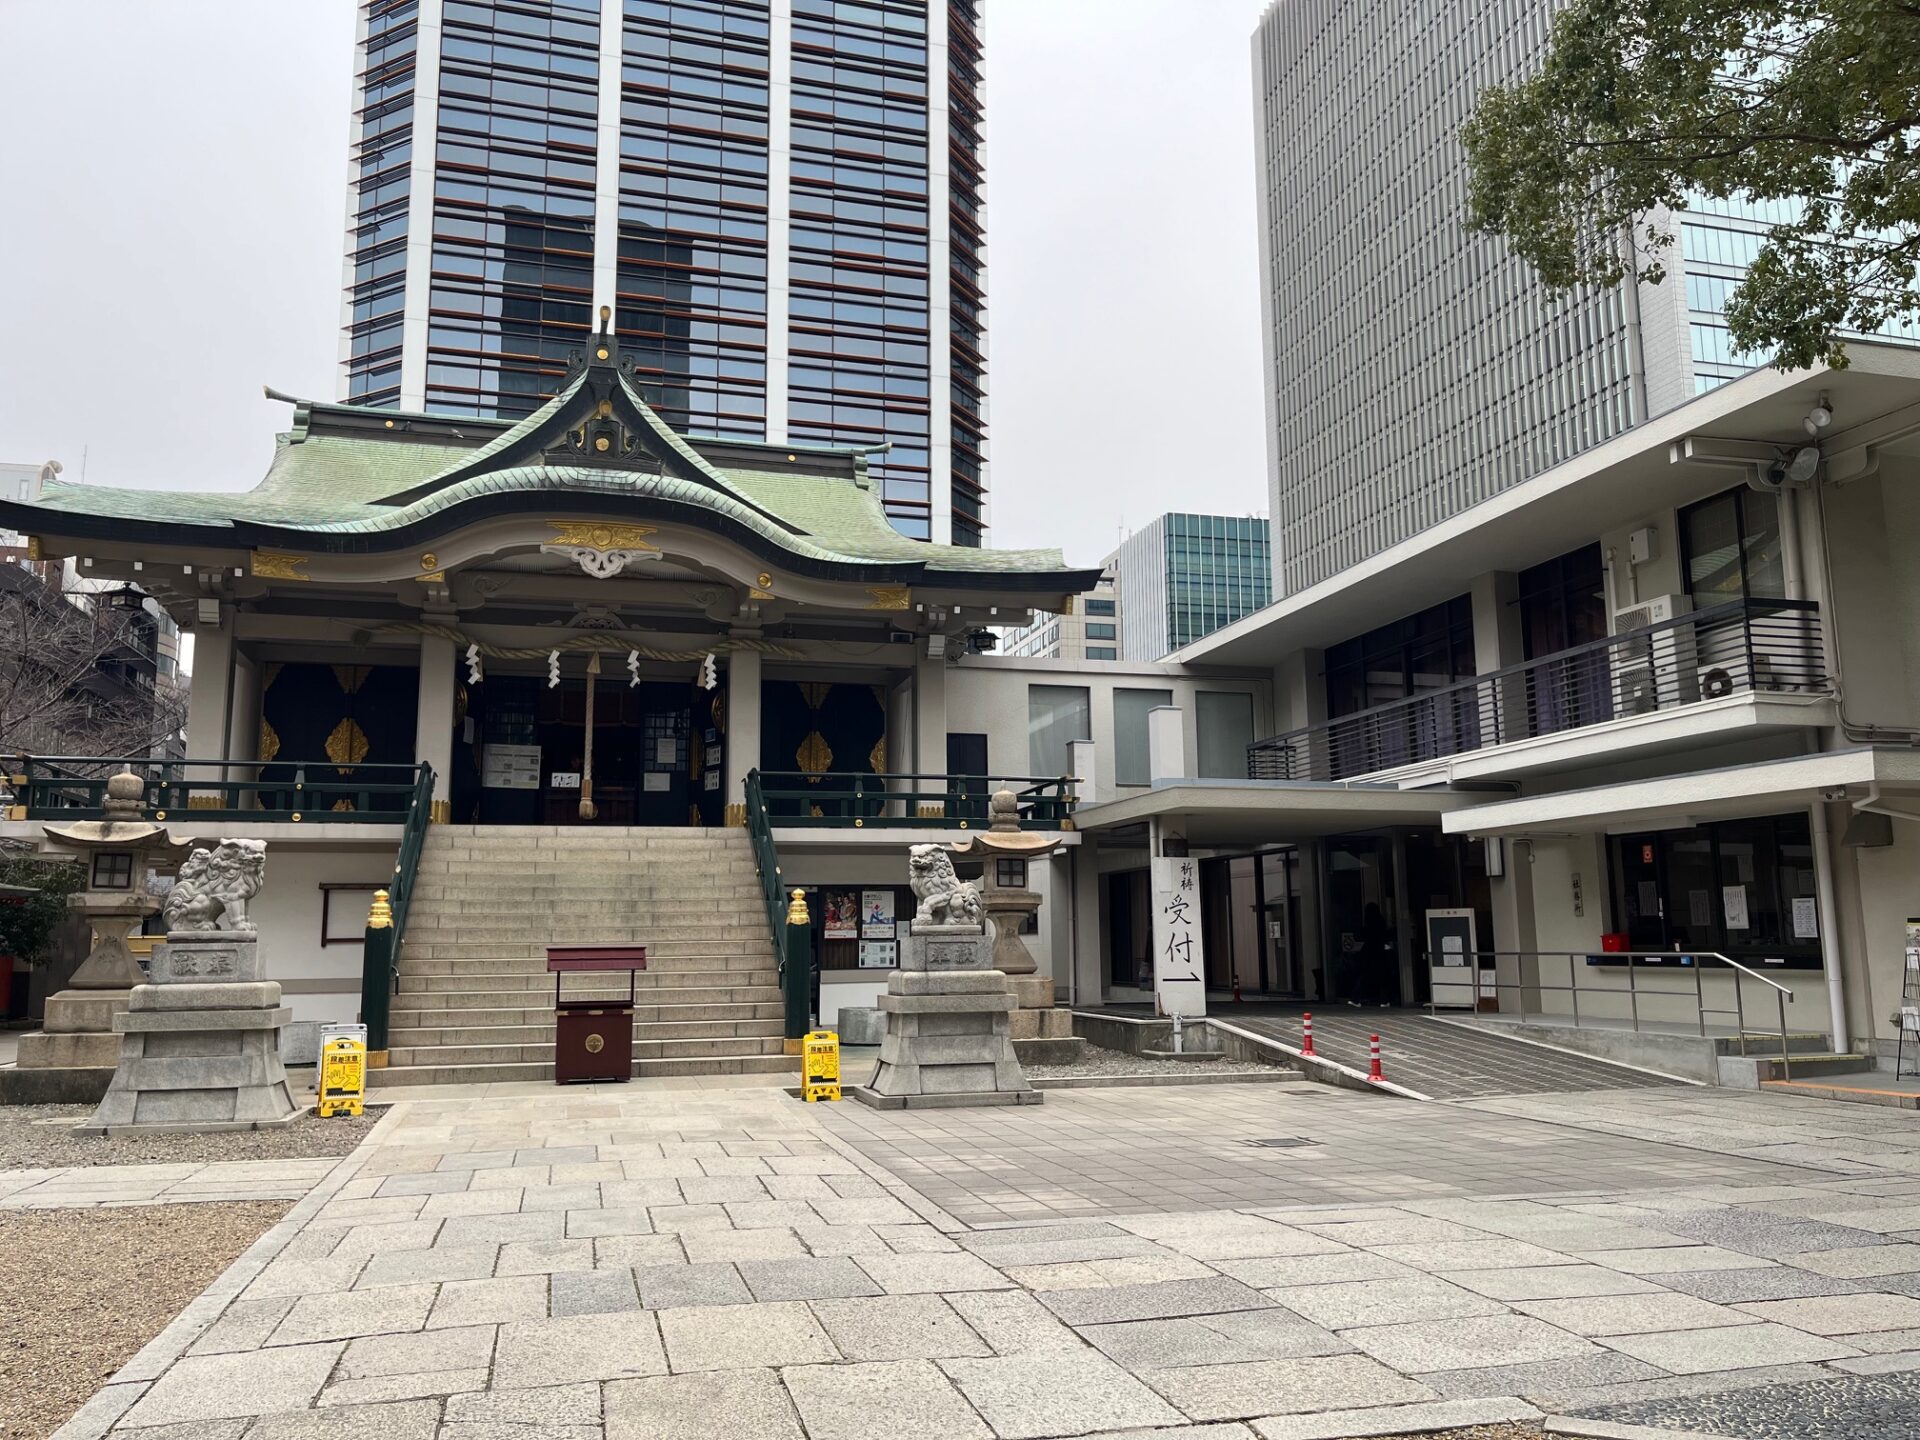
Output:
top-left (367, 889), bottom-right (394, 929)
top-left (786, 887), bottom-right (809, 926)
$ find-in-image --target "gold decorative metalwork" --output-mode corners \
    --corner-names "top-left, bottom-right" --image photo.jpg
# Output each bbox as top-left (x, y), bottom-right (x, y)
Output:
top-left (756, 572), bottom-right (773, 589)
top-left (262, 662), bottom-right (282, 693)
top-left (810, 804), bottom-right (824, 818)
top-left (252, 552), bottom-right (310, 581)
top-left (367, 890), bottom-right (393, 929)
top-left (786, 887), bottom-right (809, 925)
top-left (866, 586), bottom-right (910, 611)
top-left (331, 665), bottom-right (370, 695)
top-left (420, 552), bottom-right (438, 571)
top-left (869, 736), bottom-right (886, 773)
top-left (585, 1032), bottom-right (605, 1053)
top-left (325, 716), bottom-right (371, 771)
top-left (796, 731), bottom-right (832, 777)
top-left (187, 795), bottom-right (221, 810)
top-left (153, 810), bottom-right (166, 821)
top-left (417, 551), bottom-right (445, 583)
top-left (711, 692), bottom-right (726, 733)
top-left (548, 521), bottom-right (658, 552)
top-left (25, 536), bottom-right (40, 561)
top-left (724, 802), bottom-right (746, 826)
top-left (798, 682), bottom-right (832, 710)
top-left (917, 804), bottom-right (946, 819)
top-left (258, 718), bottom-right (281, 764)
top-left (332, 799), bottom-right (355, 812)
top-left (749, 587), bottom-right (775, 601)
top-left (430, 799), bottom-right (450, 823)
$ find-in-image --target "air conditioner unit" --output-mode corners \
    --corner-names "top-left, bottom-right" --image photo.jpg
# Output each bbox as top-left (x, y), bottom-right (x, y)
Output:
top-left (1616, 664), bottom-right (1661, 715)
top-left (1697, 662), bottom-right (1738, 700)
top-left (1612, 593), bottom-right (1690, 634)
top-left (1611, 595), bottom-right (1698, 711)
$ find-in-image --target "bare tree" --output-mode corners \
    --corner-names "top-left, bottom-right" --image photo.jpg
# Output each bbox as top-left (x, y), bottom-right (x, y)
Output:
top-left (0, 565), bottom-right (187, 760)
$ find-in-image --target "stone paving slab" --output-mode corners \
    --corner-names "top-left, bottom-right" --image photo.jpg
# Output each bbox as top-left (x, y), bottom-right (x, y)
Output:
top-left (0, 1158), bottom-right (338, 1209)
top-left (52, 1081), bottom-right (1920, 1440)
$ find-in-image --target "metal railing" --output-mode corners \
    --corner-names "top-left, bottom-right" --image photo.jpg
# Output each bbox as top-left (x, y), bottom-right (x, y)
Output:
top-left (1428, 949), bottom-right (1797, 1079)
top-left (754, 770), bottom-right (1077, 829)
top-left (744, 769), bottom-right (810, 1041)
top-left (359, 763), bottom-right (436, 1053)
top-left (14, 754), bottom-right (430, 824)
top-left (1248, 598), bottom-right (1826, 782)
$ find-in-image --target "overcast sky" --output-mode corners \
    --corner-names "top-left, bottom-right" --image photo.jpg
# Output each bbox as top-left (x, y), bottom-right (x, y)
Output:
top-left (0, 1), bottom-right (1268, 567)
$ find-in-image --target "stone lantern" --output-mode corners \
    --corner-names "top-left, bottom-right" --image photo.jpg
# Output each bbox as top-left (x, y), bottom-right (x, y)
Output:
top-left (15, 770), bottom-right (189, 1094)
top-left (946, 788), bottom-right (1086, 1062)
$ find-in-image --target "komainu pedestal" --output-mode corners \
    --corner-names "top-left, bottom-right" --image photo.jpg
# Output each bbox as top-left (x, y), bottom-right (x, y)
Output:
top-left (80, 840), bottom-right (302, 1135)
top-left (855, 847), bottom-right (1040, 1109)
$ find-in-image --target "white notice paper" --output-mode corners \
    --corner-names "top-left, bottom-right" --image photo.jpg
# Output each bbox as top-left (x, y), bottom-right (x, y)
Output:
top-left (1150, 856), bottom-right (1207, 1018)
top-left (1792, 896), bottom-right (1819, 940)
top-left (1722, 885), bottom-right (1750, 931)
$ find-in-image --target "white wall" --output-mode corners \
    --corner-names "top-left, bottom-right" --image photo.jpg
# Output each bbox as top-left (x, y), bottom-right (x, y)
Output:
top-left (944, 655), bottom-right (1270, 787)
top-left (248, 842), bottom-right (398, 1027)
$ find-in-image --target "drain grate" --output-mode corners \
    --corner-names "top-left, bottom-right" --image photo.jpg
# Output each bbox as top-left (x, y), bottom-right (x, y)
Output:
top-left (1243, 1136), bottom-right (1320, 1149)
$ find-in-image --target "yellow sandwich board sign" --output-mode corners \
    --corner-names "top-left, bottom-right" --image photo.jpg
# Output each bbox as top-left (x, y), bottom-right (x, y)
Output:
top-left (802, 1030), bottom-right (841, 1102)
top-left (319, 1035), bottom-right (367, 1118)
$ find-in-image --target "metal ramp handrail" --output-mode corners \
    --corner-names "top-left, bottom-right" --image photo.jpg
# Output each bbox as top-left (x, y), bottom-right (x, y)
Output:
top-left (1430, 949), bottom-right (1796, 1080)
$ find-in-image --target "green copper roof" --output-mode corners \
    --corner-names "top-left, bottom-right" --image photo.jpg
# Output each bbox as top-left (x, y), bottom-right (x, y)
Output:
top-left (8, 321), bottom-right (1090, 586)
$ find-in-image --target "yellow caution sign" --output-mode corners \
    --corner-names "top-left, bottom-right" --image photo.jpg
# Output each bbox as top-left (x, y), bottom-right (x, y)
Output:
top-left (802, 1029), bottom-right (841, 1102)
top-left (318, 1035), bottom-right (367, 1118)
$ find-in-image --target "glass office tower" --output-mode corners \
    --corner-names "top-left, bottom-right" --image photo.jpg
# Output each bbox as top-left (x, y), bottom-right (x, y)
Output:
top-left (1113, 514), bottom-right (1272, 661)
top-left (341, 0), bottom-right (988, 544)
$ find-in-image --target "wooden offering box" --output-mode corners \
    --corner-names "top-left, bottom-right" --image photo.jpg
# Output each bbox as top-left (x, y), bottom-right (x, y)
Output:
top-left (547, 946), bottom-right (647, 1084)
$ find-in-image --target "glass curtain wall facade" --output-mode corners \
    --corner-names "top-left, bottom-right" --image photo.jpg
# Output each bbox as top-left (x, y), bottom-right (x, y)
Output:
top-left (341, 0), bottom-right (987, 544)
top-left (1114, 514), bottom-right (1271, 661)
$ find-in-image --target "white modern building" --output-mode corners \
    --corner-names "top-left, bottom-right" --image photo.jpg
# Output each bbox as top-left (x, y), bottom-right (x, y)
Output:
top-left (343, 0), bottom-right (987, 545)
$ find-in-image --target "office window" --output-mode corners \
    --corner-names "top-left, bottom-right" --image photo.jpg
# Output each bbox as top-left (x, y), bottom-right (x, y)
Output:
top-left (1027, 685), bottom-right (1090, 778)
top-left (1196, 691), bottom-right (1255, 779)
top-left (1680, 486), bottom-right (1784, 604)
top-left (1085, 623), bottom-right (1116, 640)
top-left (1114, 688), bottom-right (1174, 787)
top-left (1324, 595), bottom-right (1475, 718)
top-left (1085, 598), bottom-right (1116, 616)
top-left (1086, 646), bottom-right (1116, 660)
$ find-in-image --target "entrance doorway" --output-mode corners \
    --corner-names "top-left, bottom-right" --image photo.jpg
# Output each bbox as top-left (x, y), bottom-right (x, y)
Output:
top-left (456, 674), bottom-right (724, 826)
top-left (1199, 849), bottom-right (1302, 996)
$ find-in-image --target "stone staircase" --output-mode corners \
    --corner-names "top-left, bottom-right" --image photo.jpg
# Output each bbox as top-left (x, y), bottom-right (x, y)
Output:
top-left (379, 825), bottom-right (798, 1086)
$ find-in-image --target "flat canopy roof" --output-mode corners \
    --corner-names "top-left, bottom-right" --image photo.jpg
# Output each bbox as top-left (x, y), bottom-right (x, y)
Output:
top-left (1440, 747), bottom-right (1920, 837)
top-left (1074, 779), bottom-right (1489, 846)
top-left (1181, 343), bottom-right (1920, 668)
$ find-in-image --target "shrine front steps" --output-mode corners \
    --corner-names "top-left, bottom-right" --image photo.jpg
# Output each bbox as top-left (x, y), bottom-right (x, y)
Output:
top-left (381, 824), bottom-right (800, 1087)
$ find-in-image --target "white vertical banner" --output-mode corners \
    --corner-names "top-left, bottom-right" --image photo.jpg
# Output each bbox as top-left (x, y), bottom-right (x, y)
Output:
top-left (1151, 856), bottom-right (1207, 1018)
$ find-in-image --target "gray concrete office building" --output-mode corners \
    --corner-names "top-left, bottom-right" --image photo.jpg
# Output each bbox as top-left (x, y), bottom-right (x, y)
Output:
top-left (1251, 0), bottom-right (1920, 599)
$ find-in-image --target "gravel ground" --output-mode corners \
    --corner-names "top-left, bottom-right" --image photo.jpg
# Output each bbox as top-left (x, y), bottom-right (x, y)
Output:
top-left (1416, 1428), bottom-right (1543, 1439)
top-left (0, 1201), bottom-right (289, 1438)
top-left (1023, 1045), bottom-right (1279, 1079)
top-left (0, 1104), bottom-right (384, 1169)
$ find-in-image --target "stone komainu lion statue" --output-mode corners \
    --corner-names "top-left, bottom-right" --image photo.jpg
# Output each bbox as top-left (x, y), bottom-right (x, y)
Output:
top-left (908, 844), bottom-right (983, 928)
top-left (163, 839), bottom-right (268, 933)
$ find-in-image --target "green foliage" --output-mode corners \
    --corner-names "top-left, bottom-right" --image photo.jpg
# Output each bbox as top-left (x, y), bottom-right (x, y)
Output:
top-left (1463, 0), bottom-right (1920, 370)
top-left (0, 848), bottom-right (83, 968)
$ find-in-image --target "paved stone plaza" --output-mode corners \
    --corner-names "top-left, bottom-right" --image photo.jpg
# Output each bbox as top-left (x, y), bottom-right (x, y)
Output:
top-left (40, 1078), bottom-right (1920, 1439)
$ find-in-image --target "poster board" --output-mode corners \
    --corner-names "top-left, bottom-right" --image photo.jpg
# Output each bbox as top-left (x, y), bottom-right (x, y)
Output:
top-left (1149, 856), bottom-right (1207, 1017)
top-left (1424, 908), bottom-right (1479, 1010)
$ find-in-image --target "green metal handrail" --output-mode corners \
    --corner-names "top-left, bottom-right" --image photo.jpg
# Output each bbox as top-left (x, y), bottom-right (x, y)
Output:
top-left (754, 771), bottom-right (1077, 829)
top-left (15, 753), bottom-right (427, 824)
top-left (745, 769), bottom-right (811, 1041)
top-left (360, 763), bottom-right (436, 1053)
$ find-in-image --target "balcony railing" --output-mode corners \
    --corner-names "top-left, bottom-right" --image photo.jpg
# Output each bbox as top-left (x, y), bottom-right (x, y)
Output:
top-left (13, 755), bottom-right (430, 824)
top-left (755, 770), bottom-right (1077, 829)
top-left (1248, 597), bottom-right (1827, 783)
